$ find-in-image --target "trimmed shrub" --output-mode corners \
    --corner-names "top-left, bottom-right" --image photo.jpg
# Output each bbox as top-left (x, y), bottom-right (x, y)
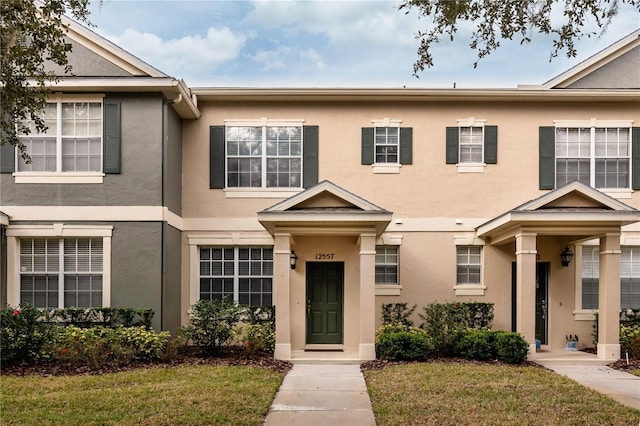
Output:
top-left (420, 302), bottom-right (494, 355)
top-left (376, 323), bottom-right (433, 361)
top-left (620, 323), bottom-right (640, 359)
top-left (0, 305), bottom-right (56, 365)
top-left (50, 307), bottom-right (155, 329)
top-left (495, 332), bottom-right (529, 364)
top-left (53, 325), bottom-right (170, 368)
top-left (183, 298), bottom-right (242, 354)
top-left (381, 303), bottom-right (417, 326)
top-left (456, 329), bottom-right (498, 360)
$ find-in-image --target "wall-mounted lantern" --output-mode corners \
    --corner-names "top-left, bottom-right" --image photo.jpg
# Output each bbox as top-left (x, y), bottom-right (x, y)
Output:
top-left (290, 250), bottom-right (298, 270)
top-left (561, 246), bottom-right (574, 267)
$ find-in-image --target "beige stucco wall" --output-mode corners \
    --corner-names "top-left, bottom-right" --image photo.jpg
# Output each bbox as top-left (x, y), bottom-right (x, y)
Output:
top-left (180, 97), bottom-right (639, 353)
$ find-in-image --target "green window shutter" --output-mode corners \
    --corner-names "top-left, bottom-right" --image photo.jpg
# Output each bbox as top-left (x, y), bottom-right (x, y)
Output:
top-left (103, 101), bottom-right (121, 174)
top-left (399, 127), bottom-right (413, 165)
top-left (303, 125), bottom-right (319, 188)
top-left (210, 126), bottom-right (225, 189)
top-left (361, 127), bottom-right (374, 165)
top-left (446, 127), bottom-right (459, 164)
top-left (484, 125), bottom-right (497, 164)
top-left (539, 126), bottom-right (556, 190)
top-left (632, 127), bottom-right (640, 190)
top-left (0, 142), bottom-right (15, 173)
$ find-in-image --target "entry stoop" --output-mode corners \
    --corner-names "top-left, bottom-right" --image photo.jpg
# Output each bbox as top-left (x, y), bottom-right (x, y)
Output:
top-left (533, 349), bottom-right (614, 366)
top-left (289, 350), bottom-right (365, 365)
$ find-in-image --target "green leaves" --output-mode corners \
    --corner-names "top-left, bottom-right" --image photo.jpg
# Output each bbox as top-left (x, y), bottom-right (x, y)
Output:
top-left (398, 0), bottom-right (640, 74)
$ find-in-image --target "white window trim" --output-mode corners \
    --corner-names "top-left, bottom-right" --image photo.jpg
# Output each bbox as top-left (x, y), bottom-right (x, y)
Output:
top-left (453, 241), bottom-right (485, 296)
top-left (187, 233), bottom-right (274, 307)
top-left (13, 172), bottom-right (105, 184)
top-left (375, 234), bottom-right (402, 296)
top-left (15, 94), bottom-right (106, 183)
top-left (553, 118), bottom-right (634, 191)
top-left (456, 117), bottom-right (487, 171)
top-left (371, 118), bottom-right (402, 173)
top-left (6, 224), bottom-right (112, 308)
top-left (224, 118), bottom-right (305, 190)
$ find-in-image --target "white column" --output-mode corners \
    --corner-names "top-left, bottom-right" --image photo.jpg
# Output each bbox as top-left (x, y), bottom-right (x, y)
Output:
top-left (515, 232), bottom-right (537, 359)
top-left (359, 232), bottom-right (377, 360)
top-left (597, 233), bottom-right (621, 360)
top-left (273, 233), bottom-right (292, 360)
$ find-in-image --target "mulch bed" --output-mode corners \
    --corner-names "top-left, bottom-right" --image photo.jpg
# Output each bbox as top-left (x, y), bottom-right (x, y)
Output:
top-left (1, 347), bottom-right (292, 377)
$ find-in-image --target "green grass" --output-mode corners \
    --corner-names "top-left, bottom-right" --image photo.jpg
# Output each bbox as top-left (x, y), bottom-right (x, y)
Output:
top-left (365, 363), bottom-right (640, 425)
top-left (1, 365), bottom-right (284, 426)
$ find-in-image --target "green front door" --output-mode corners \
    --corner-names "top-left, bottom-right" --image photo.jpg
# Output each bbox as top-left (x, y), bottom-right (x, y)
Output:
top-left (306, 262), bottom-right (344, 344)
top-left (535, 262), bottom-right (549, 344)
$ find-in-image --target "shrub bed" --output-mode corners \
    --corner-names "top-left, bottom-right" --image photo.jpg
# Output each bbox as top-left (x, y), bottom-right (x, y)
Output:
top-left (376, 323), bottom-right (434, 361)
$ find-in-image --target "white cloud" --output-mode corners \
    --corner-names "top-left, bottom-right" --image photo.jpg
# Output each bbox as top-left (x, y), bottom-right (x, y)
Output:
top-left (106, 27), bottom-right (246, 77)
top-left (248, 48), bottom-right (289, 70)
top-left (300, 48), bottom-right (326, 70)
top-left (245, 1), bottom-right (418, 48)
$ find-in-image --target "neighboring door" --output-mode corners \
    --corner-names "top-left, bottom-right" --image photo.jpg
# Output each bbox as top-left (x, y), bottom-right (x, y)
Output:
top-left (511, 262), bottom-right (549, 344)
top-left (535, 262), bottom-right (549, 345)
top-left (306, 262), bottom-right (344, 344)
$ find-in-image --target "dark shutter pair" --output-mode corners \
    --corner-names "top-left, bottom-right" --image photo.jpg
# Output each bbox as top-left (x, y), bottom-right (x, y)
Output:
top-left (539, 127), bottom-right (640, 190)
top-left (445, 125), bottom-right (498, 164)
top-left (0, 100), bottom-right (122, 174)
top-left (360, 127), bottom-right (413, 165)
top-left (209, 125), bottom-right (319, 189)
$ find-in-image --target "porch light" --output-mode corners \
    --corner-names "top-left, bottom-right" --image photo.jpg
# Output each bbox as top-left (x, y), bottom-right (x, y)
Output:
top-left (290, 250), bottom-right (298, 270)
top-left (561, 246), bottom-right (574, 267)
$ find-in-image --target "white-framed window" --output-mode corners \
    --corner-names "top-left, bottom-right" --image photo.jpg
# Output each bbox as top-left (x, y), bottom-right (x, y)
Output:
top-left (19, 237), bottom-right (104, 309)
top-left (199, 246), bottom-right (273, 306)
top-left (555, 123), bottom-right (631, 189)
top-left (456, 246), bottom-right (481, 285)
top-left (459, 126), bottom-right (483, 163)
top-left (581, 246), bottom-right (640, 310)
top-left (17, 99), bottom-right (103, 174)
top-left (375, 127), bottom-right (399, 164)
top-left (226, 125), bottom-right (302, 189)
top-left (375, 246), bottom-right (398, 284)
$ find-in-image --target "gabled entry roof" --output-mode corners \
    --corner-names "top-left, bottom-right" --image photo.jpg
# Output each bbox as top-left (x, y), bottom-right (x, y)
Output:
top-left (258, 180), bottom-right (392, 235)
top-left (476, 182), bottom-right (640, 245)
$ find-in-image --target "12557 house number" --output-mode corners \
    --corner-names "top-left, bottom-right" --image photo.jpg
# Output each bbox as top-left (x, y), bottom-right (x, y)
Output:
top-left (315, 253), bottom-right (335, 260)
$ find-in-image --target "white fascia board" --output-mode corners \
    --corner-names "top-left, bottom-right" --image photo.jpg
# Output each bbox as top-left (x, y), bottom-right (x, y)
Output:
top-left (36, 77), bottom-right (200, 119)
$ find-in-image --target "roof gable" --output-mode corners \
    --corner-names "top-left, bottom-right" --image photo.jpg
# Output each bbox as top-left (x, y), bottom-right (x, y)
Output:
top-left (542, 30), bottom-right (640, 89)
top-left (515, 181), bottom-right (635, 212)
top-left (261, 180), bottom-right (388, 213)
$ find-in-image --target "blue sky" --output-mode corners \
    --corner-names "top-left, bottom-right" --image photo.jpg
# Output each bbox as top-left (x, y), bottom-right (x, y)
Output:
top-left (87, 0), bottom-right (639, 88)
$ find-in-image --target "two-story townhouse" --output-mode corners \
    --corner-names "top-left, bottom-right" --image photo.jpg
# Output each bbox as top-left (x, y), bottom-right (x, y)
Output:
top-left (181, 30), bottom-right (640, 362)
top-left (0, 14), bottom-right (199, 332)
top-left (1, 13), bottom-right (638, 364)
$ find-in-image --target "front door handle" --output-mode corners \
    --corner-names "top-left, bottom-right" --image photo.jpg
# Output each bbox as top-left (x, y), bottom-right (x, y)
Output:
top-left (306, 300), bottom-right (311, 315)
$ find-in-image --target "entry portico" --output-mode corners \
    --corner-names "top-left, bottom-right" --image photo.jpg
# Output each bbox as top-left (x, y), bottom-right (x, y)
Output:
top-left (477, 182), bottom-right (640, 361)
top-left (258, 181), bottom-right (391, 361)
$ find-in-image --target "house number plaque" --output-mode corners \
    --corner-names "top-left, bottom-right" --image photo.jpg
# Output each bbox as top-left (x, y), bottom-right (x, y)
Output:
top-left (315, 253), bottom-right (335, 260)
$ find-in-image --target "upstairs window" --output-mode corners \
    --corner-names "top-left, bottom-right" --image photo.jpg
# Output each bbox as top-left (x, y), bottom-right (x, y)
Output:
top-left (539, 121), bottom-right (638, 191)
top-left (226, 125), bottom-right (302, 189)
top-left (556, 127), bottom-right (630, 189)
top-left (375, 127), bottom-right (399, 164)
top-left (446, 118), bottom-right (497, 169)
top-left (17, 101), bottom-right (103, 173)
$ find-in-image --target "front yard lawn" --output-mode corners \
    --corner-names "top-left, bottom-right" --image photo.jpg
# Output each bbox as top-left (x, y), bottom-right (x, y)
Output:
top-left (1, 365), bottom-right (284, 426)
top-left (365, 362), bottom-right (640, 425)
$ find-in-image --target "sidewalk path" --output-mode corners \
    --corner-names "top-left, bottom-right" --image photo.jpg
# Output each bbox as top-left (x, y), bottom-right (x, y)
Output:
top-left (263, 364), bottom-right (376, 425)
top-left (542, 364), bottom-right (640, 410)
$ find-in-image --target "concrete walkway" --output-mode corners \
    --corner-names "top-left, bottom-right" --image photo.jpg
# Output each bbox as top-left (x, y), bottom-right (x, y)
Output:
top-left (540, 364), bottom-right (640, 410)
top-left (263, 364), bottom-right (376, 426)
